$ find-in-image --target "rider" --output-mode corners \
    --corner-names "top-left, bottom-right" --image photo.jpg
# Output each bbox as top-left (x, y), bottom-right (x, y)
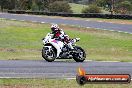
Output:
top-left (50, 24), bottom-right (74, 50)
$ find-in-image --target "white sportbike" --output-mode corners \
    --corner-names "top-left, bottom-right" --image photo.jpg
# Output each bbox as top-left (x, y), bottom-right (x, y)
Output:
top-left (42, 33), bottom-right (86, 62)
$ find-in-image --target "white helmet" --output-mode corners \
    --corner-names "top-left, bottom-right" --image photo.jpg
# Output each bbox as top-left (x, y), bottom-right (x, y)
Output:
top-left (51, 24), bottom-right (59, 32)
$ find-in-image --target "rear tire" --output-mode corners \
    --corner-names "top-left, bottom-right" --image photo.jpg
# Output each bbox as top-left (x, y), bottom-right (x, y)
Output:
top-left (73, 46), bottom-right (86, 62)
top-left (42, 47), bottom-right (56, 62)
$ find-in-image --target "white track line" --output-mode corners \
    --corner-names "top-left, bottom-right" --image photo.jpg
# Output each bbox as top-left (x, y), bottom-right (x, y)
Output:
top-left (41, 22), bottom-right (45, 24)
top-left (65, 78), bottom-right (76, 80)
top-left (20, 20), bottom-right (25, 21)
top-left (98, 21), bottom-right (103, 22)
top-left (10, 19), bottom-right (16, 21)
top-left (86, 20), bottom-right (90, 21)
top-left (86, 27), bottom-right (91, 28)
top-left (6, 18), bottom-right (132, 34)
top-left (0, 77), bottom-right (131, 81)
top-left (32, 21), bottom-right (38, 23)
top-left (85, 60), bottom-right (132, 63)
top-left (88, 27), bottom-right (132, 34)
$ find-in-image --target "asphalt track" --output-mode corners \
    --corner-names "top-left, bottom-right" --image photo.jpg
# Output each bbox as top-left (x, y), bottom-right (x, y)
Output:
top-left (0, 12), bottom-right (132, 33)
top-left (0, 60), bottom-right (132, 78)
top-left (0, 13), bottom-right (132, 78)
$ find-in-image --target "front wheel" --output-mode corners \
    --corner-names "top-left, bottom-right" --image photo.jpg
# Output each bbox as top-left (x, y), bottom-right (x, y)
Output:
top-left (73, 46), bottom-right (86, 62)
top-left (42, 47), bottom-right (56, 62)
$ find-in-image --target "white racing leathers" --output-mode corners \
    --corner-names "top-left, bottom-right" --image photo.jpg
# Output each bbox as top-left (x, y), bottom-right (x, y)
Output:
top-left (54, 29), bottom-right (74, 50)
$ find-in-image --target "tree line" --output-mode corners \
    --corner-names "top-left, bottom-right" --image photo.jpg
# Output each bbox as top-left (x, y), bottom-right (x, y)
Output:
top-left (0, 0), bottom-right (132, 14)
top-left (71, 0), bottom-right (132, 14)
top-left (0, 0), bottom-right (70, 11)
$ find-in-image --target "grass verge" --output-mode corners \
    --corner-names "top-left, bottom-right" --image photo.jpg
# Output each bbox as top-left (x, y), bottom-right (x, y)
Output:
top-left (69, 3), bottom-right (88, 13)
top-left (0, 79), bottom-right (131, 88)
top-left (69, 3), bottom-right (110, 14)
top-left (0, 19), bottom-right (131, 61)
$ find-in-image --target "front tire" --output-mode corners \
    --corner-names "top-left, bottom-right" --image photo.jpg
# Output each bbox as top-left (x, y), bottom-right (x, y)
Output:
top-left (73, 46), bottom-right (86, 62)
top-left (42, 47), bottom-right (56, 62)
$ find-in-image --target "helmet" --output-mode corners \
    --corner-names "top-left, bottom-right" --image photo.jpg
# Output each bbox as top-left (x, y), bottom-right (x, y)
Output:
top-left (51, 24), bottom-right (59, 32)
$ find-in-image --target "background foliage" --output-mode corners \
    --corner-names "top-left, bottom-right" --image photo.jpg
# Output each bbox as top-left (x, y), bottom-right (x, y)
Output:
top-left (0, 0), bottom-right (132, 14)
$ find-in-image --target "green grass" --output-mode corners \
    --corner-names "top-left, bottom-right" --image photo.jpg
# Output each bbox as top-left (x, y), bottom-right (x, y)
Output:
top-left (0, 79), bottom-right (131, 88)
top-left (69, 3), bottom-right (88, 13)
top-left (69, 3), bottom-right (110, 14)
top-left (0, 19), bottom-right (132, 61)
top-left (66, 27), bottom-right (132, 62)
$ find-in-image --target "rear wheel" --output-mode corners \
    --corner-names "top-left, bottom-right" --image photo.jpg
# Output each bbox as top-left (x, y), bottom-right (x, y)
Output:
top-left (42, 47), bottom-right (56, 62)
top-left (73, 46), bottom-right (86, 62)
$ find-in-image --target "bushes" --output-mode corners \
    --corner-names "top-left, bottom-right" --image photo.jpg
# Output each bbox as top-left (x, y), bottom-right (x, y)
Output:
top-left (82, 5), bottom-right (102, 13)
top-left (49, 1), bottom-right (72, 13)
top-left (115, 1), bottom-right (132, 14)
top-left (31, 2), bottom-right (39, 11)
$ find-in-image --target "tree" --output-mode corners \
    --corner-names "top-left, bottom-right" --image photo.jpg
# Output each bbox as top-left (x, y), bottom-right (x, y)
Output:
top-left (96, 0), bottom-right (132, 14)
top-left (82, 4), bottom-right (102, 13)
top-left (96, 0), bottom-right (110, 7)
top-left (31, 1), bottom-right (39, 11)
top-left (0, 0), bottom-right (15, 11)
top-left (0, 0), bottom-right (9, 11)
top-left (49, 1), bottom-right (72, 13)
top-left (36, 0), bottom-right (43, 11)
top-left (115, 1), bottom-right (132, 14)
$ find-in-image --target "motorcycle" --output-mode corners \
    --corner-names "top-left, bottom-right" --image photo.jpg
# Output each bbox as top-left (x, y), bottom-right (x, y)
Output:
top-left (42, 33), bottom-right (86, 62)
